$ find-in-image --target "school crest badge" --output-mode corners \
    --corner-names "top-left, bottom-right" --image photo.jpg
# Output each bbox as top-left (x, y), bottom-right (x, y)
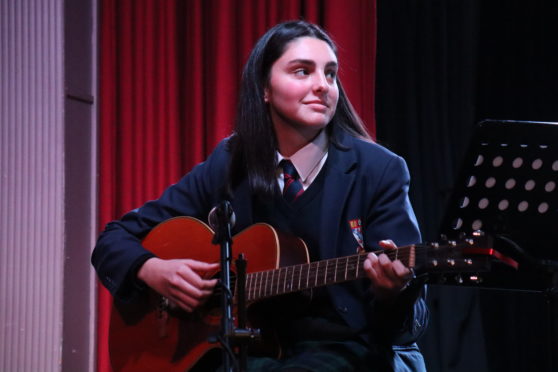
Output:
top-left (349, 218), bottom-right (365, 253)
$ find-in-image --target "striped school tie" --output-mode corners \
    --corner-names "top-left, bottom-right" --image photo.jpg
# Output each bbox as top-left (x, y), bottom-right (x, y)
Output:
top-left (281, 159), bottom-right (304, 202)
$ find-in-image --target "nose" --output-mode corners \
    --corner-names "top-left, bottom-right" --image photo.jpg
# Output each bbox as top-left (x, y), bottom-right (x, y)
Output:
top-left (312, 71), bottom-right (330, 94)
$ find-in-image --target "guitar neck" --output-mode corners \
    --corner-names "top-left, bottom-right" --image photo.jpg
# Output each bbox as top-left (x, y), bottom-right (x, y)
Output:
top-left (245, 245), bottom-right (417, 302)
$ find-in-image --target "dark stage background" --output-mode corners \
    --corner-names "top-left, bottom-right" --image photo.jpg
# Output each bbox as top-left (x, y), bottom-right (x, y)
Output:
top-left (375, 1), bottom-right (558, 371)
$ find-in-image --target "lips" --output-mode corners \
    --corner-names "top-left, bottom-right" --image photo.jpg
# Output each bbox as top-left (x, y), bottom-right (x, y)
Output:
top-left (304, 100), bottom-right (328, 107)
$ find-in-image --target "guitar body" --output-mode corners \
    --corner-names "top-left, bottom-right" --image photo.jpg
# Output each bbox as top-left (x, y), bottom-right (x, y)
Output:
top-left (109, 216), bottom-right (309, 372)
top-left (108, 217), bottom-right (513, 372)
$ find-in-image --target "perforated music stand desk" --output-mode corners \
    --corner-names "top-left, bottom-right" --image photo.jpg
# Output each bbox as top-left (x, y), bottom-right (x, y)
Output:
top-left (439, 120), bottom-right (558, 291)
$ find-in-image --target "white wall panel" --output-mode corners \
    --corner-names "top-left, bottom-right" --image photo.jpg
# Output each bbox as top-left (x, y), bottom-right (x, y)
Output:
top-left (0, 0), bottom-right (65, 371)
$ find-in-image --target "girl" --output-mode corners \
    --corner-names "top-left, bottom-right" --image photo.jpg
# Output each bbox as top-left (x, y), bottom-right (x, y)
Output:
top-left (93, 20), bottom-right (428, 371)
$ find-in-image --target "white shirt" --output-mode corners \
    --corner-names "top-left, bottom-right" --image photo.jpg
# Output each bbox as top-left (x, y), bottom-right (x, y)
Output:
top-left (276, 130), bottom-right (329, 192)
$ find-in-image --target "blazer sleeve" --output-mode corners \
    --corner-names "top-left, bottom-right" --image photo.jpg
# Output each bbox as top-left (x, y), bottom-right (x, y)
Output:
top-left (363, 154), bottom-right (429, 345)
top-left (91, 140), bottom-right (229, 302)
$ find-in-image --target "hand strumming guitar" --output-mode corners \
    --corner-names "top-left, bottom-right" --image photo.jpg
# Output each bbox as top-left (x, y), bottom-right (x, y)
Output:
top-left (137, 258), bottom-right (219, 312)
top-left (363, 240), bottom-right (414, 303)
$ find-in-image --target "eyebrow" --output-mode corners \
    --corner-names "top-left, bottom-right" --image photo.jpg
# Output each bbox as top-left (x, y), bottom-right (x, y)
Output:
top-left (287, 59), bottom-right (338, 68)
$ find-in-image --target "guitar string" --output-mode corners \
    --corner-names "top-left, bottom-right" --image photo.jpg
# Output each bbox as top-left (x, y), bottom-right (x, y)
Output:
top-left (221, 243), bottom-right (470, 301)
top-left (245, 243), bottom-right (469, 300)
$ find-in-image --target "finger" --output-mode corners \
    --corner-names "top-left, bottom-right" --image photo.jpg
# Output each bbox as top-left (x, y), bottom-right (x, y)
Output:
top-left (171, 267), bottom-right (211, 299)
top-left (367, 252), bottom-right (379, 265)
top-left (165, 283), bottom-right (200, 311)
top-left (175, 265), bottom-right (204, 288)
top-left (364, 253), bottom-right (383, 281)
top-left (177, 263), bottom-right (218, 290)
top-left (364, 258), bottom-right (379, 282)
top-left (186, 260), bottom-right (220, 272)
top-left (199, 278), bottom-right (218, 290)
top-left (174, 280), bottom-right (217, 308)
top-left (379, 239), bottom-right (397, 250)
top-left (378, 253), bottom-right (398, 278)
top-left (392, 260), bottom-right (412, 278)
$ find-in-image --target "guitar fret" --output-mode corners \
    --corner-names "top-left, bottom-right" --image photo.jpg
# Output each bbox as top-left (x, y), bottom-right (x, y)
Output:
top-left (275, 269), bottom-right (280, 295)
top-left (246, 273), bottom-right (252, 302)
top-left (253, 273), bottom-right (257, 299)
top-left (252, 272), bottom-right (257, 299)
top-left (317, 262), bottom-right (320, 284)
top-left (243, 249), bottom-right (424, 303)
top-left (258, 272), bottom-right (262, 296)
top-left (327, 259), bottom-right (334, 284)
top-left (265, 270), bottom-right (270, 297)
top-left (247, 249), bottom-right (422, 301)
top-left (297, 265), bottom-right (302, 290)
top-left (286, 267), bottom-right (291, 293)
top-left (270, 269), bottom-right (275, 296)
top-left (346, 257), bottom-right (352, 279)
top-left (349, 256), bottom-right (357, 279)
top-left (273, 269), bottom-right (278, 295)
top-left (279, 267), bottom-right (284, 294)
top-left (282, 267), bottom-right (285, 294)
top-left (273, 269), bottom-right (276, 295)
top-left (251, 273), bottom-right (258, 300)
top-left (285, 266), bottom-right (290, 293)
top-left (270, 270), bottom-right (275, 296)
top-left (255, 273), bottom-right (262, 297)
top-left (281, 267), bottom-right (286, 294)
top-left (316, 261), bottom-right (320, 285)
top-left (269, 270), bottom-right (274, 297)
top-left (273, 268), bottom-right (278, 295)
top-left (323, 260), bottom-right (328, 284)
top-left (264, 271), bottom-right (268, 298)
top-left (306, 265), bottom-right (312, 288)
top-left (288, 266), bottom-right (294, 293)
top-left (334, 258), bottom-right (338, 283)
top-left (234, 241), bottom-right (480, 307)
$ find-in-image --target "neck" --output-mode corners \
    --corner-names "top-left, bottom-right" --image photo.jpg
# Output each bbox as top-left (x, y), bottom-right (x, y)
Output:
top-left (274, 124), bottom-right (323, 157)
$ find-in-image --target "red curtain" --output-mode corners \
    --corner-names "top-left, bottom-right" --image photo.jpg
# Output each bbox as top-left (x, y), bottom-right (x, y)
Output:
top-left (98, 1), bottom-right (376, 371)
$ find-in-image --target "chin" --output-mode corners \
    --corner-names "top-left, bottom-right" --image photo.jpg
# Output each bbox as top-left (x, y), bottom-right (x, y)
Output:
top-left (299, 114), bottom-right (333, 127)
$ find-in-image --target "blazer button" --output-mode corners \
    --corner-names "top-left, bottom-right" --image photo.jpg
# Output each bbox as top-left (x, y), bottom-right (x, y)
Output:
top-left (337, 306), bottom-right (348, 313)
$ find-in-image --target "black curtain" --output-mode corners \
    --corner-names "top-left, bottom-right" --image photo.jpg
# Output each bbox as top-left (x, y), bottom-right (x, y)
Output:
top-left (375, 1), bottom-right (558, 371)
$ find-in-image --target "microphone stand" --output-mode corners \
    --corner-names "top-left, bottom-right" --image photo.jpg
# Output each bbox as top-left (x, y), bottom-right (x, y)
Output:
top-left (210, 201), bottom-right (259, 372)
top-left (211, 201), bottom-right (236, 372)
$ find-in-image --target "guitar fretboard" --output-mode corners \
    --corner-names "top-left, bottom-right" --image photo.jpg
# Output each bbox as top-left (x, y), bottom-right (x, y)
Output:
top-left (245, 245), bottom-right (416, 302)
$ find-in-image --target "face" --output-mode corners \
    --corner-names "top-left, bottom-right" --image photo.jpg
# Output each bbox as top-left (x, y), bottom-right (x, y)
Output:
top-left (264, 37), bottom-right (339, 138)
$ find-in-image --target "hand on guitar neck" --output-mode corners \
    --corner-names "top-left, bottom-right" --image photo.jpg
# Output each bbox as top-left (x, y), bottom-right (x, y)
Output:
top-left (364, 239), bottom-right (415, 304)
top-left (137, 257), bottom-right (220, 313)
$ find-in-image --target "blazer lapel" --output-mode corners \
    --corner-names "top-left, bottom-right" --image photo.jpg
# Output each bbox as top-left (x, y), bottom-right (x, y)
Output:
top-left (319, 130), bottom-right (358, 259)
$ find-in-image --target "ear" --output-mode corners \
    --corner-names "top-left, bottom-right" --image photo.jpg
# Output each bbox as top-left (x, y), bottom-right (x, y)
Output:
top-left (263, 87), bottom-right (269, 102)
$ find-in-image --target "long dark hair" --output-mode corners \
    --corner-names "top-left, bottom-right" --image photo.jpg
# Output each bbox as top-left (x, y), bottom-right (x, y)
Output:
top-left (228, 20), bottom-right (370, 198)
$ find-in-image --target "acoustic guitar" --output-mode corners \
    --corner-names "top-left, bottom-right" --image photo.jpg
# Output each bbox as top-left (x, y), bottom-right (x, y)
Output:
top-left (109, 216), bottom-right (517, 372)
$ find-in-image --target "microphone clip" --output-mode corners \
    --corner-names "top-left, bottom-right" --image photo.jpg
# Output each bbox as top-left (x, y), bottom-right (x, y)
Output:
top-left (209, 201), bottom-right (235, 245)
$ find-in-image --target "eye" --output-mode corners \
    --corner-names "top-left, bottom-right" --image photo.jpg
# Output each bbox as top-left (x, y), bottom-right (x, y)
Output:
top-left (293, 68), bottom-right (309, 77)
top-left (325, 69), bottom-right (337, 80)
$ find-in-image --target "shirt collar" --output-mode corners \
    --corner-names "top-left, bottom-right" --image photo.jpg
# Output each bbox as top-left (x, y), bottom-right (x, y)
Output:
top-left (276, 129), bottom-right (329, 182)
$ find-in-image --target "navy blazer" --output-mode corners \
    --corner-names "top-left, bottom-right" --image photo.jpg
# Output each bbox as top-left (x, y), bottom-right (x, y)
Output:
top-left (92, 127), bottom-right (428, 368)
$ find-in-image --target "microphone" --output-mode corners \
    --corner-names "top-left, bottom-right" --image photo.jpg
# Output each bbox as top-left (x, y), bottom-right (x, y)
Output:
top-left (208, 201), bottom-right (236, 231)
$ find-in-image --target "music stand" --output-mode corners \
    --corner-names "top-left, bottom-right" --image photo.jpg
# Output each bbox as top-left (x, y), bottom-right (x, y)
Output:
top-left (439, 119), bottom-right (558, 291)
